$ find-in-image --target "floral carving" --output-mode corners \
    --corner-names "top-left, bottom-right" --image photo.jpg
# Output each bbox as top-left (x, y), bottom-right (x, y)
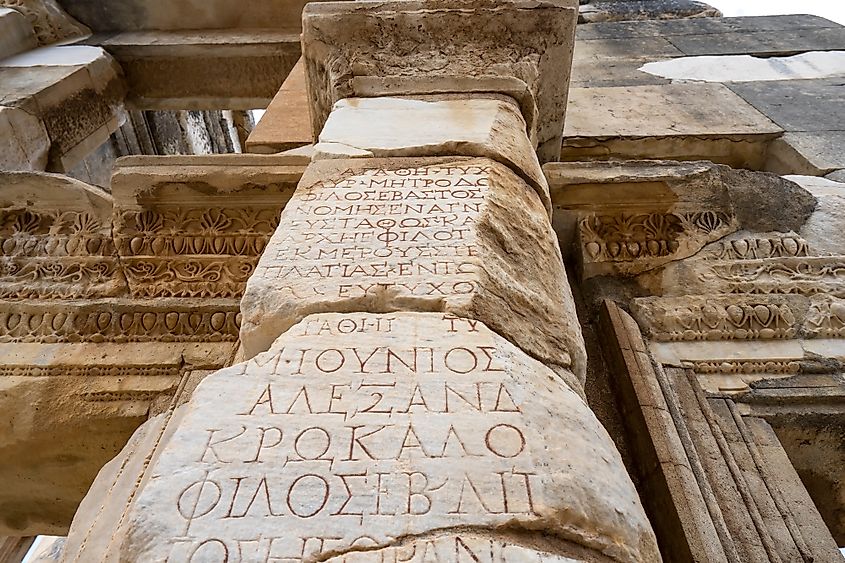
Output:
top-left (115, 207), bottom-right (280, 299)
top-left (580, 211), bottom-right (733, 263)
top-left (633, 298), bottom-right (799, 342)
top-left (701, 258), bottom-right (845, 297)
top-left (0, 302), bottom-right (241, 343)
top-left (0, 0), bottom-right (89, 45)
top-left (707, 235), bottom-right (810, 261)
top-left (0, 208), bottom-right (123, 299)
top-left (688, 360), bottom-right (801, 375)
top-left (805, 297), bottom-right (845, 338)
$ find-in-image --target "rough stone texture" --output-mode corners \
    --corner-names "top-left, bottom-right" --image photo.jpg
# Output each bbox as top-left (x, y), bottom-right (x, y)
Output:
top-left (86, 30), bottom-right (300, 110)
top-left (579, 0), bottom-right (719, 24)
top-left (0, 0), bottom-right (90, 46)
top-left (313, 97), bottom-right (549, 211)
top-left (0, 7), bottom-right (37, 60)
top-left (728, 78), bottom-right (845, 133)
top-left (667, 25), bottom-right (845, 57)
top-left (0, 45), bottom-right (126, 172)
top-left (580, 14), bottom-right (837, 38)
top-left (59, 368), bottom-right (214, 563)
top-left (322, 534), bottom-right (585, 562)
top-left (241, 157), bottom-right (586, 383)
top-left (57, 0), bottom-right (311, 31)
top-left (121, 312), bottom-right (659, 562)
top-left (562, 84), bottom-right (781, 168)
top-left (301, 0), bottom-right (578, 163)
top-left (0, 340), bottom-right (233, 536)
top-left (787, 175), bottom-right (845, 257)
top-left (826, 169), bottom-right (845, 183)
top-left (0, 105), bottom-right (49, 171)
top-left (570, 36), bottom-right (679, 88)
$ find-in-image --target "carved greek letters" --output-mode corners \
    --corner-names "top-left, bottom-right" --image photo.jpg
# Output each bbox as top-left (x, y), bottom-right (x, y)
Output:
top-left (240, 158), bottom-right (583, 377)
top-left (126, 313), bottom-right (641, 562)
top-left (253, 164), bottom-right (487, 301)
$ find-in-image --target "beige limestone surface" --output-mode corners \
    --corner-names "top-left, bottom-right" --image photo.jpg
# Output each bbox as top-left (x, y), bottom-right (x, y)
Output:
top-left (89, 29), bottom-right (300, 110)
top-left (240, 157), bottom-right (586, 382)
top-left (121, 312), bottom-right (658, 562)
top-left (0, 105), bottom-right (49, 170)
top-left (0, 340), bottom-right (233, 536)
top-left (301, 0), bottom-right (578, 162)
top-left (314, 97), bottom-right (550, 212)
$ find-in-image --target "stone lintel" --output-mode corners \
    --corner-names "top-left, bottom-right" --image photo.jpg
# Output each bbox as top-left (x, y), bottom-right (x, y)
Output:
top-left (85, 30), bottom-right (301, 110)
top-left (302, 0), bottom-right (578, 163)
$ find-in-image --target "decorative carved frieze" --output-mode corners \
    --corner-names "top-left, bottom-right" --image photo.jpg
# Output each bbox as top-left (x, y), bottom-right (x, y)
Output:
top-left (805, 296), bottom-right (845, 338)
top-left (0, 299), bottom-right (240, 343)
top-left (704, 234), bottom-right (810, 261)
top-left (111, 155), bottom-right (303, 299)
top-left (699, 257), bottom-right (845, 297)
top-left (578, 210), bottom-right (736, 277)
top-left (113, 207), bottom-right (277, 299)
top-left (685, 359), bottom-right (801, 375)
top-left (631, 296), bottom-right (802, 342)
top-left (0, 172), bottom-right (127, 299)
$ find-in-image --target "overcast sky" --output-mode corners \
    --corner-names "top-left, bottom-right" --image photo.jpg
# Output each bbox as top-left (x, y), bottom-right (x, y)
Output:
top-left (706, 0), bottom-right (845, 24)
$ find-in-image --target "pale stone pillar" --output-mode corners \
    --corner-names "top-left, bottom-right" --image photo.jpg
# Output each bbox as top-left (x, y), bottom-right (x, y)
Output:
top-left (62, 1), bottom-right (660, 561)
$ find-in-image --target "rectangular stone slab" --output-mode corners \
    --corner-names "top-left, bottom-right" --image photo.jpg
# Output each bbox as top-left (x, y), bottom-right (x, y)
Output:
top-left (121, 312), bottom-right (658, 562)
top-left (240, 156), bottom-right (586, 382)
top-left (727, 78), bottom-right (845, 133)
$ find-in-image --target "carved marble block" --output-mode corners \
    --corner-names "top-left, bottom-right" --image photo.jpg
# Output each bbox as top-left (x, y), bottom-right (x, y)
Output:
top-left (240, 157), bottom-right (586, 382)
top-left (121, 313), bottom-right (659, 562)
top-left (313, 96), bottom-right (550, 212)
top-left (302, 0), bottom-right (578, 162)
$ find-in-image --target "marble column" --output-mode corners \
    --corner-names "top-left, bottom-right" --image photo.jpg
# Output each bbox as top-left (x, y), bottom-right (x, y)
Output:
top-left (65, 1), bottom-right (660, 561)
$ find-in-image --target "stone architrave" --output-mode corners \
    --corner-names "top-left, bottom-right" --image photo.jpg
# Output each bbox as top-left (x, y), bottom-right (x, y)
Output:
top-left (240, 157), bottom-right (587, 383)
top-left (121, 312), bottom-right (659, 562)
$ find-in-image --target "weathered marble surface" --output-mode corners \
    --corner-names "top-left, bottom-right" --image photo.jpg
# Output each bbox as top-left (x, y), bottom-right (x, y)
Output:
top-left (0, 7), bottom-right (36, 59)
top-left (0, 105), bottom-right (49, 170)
top-left (314, 96), bottom-right (549, 210)
top-left (0, 45), bottom-right (126, 171)
top-left (121, 312), bottom-right (659, 562)
top-left (240, 157), bottom-right (586, 382)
